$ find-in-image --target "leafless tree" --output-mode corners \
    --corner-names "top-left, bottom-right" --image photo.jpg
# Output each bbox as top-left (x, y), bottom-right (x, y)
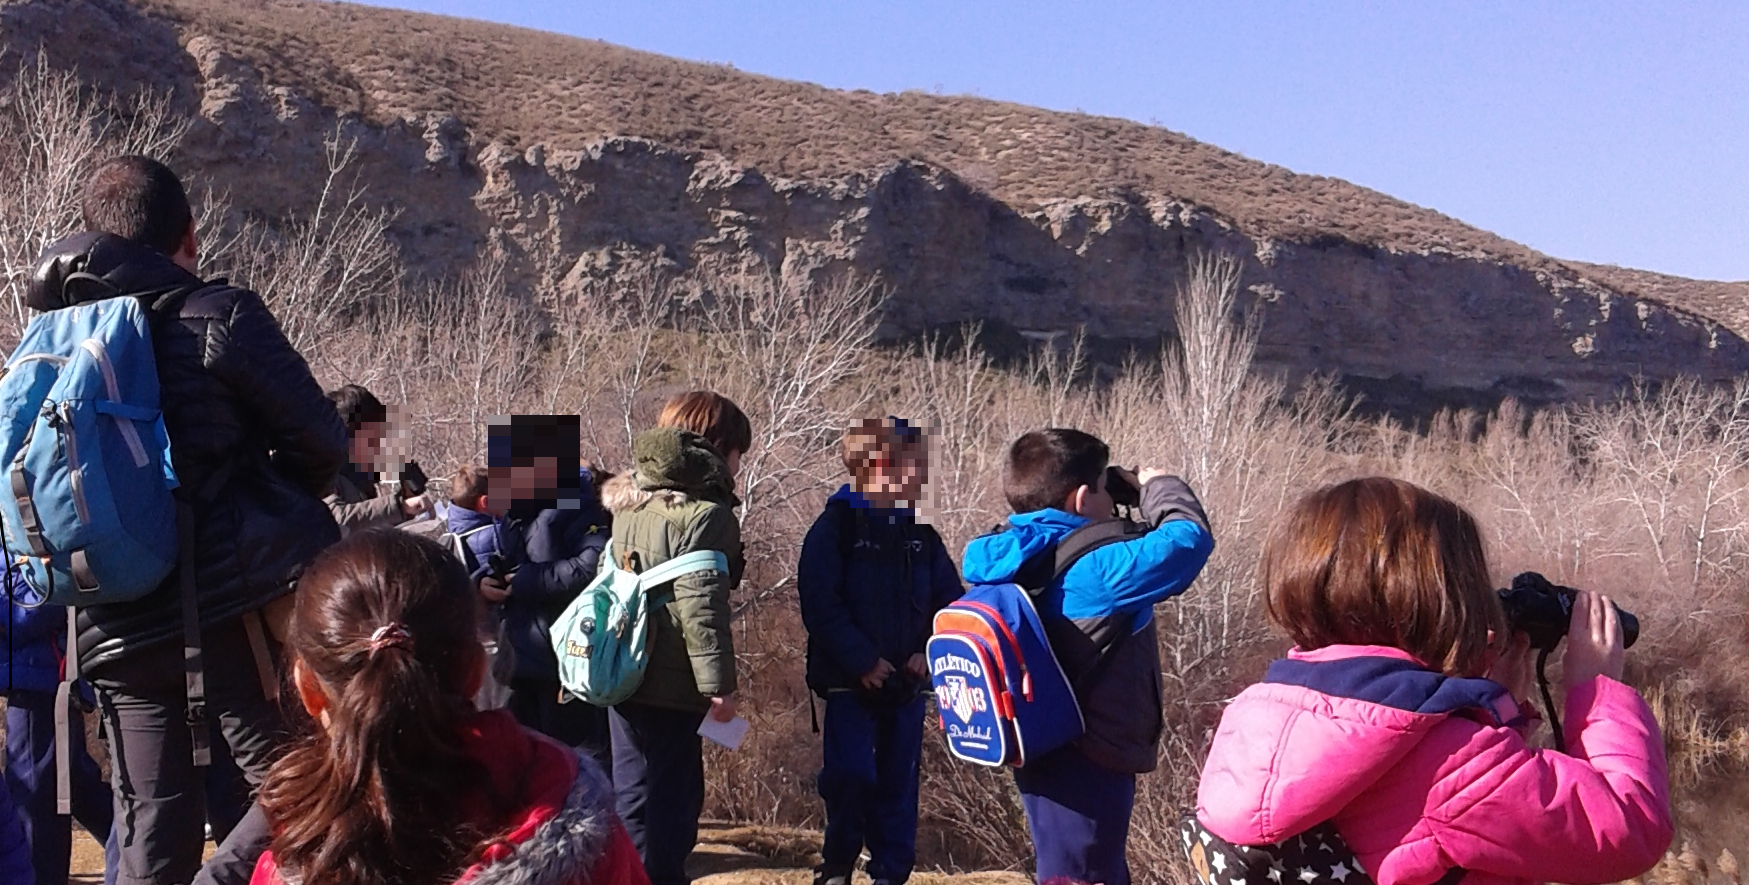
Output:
top-left (0, 51), bottom-right (186, 344)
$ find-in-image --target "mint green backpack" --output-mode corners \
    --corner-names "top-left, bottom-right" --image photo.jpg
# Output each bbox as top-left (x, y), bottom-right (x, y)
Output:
top-left (551, 543), bottom-right (730, 707)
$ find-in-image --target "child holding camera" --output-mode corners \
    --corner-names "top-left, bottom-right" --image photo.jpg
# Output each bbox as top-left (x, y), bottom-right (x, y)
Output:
top-left (961, 429), bottom-right (1215, 885)
top-left (458, 419), bottom-right (615, 766)
top-left (798, 417), bottom-right (963, 885)
top-left (325, 384), bottom-right (429, 535)
top-left (1195, 477), bottom-right (1672, 885)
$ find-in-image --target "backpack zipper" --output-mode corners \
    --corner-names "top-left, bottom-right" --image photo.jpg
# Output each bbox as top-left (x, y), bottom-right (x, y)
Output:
top-left (951, 600), bottom-right (1034, 701)
top-left (55, 403), bottom-right (92, 526)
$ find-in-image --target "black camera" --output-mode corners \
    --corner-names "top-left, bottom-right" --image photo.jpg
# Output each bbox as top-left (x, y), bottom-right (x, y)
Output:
top-left (398, 460), bottom-right (428, 498)
top-left (1105, 465), bottom-right (1141, 510)
top-left (487, 552), bottom-right (514, 582)
top-left (1499, 572), bottom-right (1640, 653)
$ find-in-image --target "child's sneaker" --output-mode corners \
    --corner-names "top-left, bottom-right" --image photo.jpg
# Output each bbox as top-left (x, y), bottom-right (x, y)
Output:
top-left (811, 866), bottom-right (851, 885)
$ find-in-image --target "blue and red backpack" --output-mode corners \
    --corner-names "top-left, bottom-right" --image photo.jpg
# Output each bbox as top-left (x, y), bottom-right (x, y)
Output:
top-left (927, 519), bottom-right (1146, 767)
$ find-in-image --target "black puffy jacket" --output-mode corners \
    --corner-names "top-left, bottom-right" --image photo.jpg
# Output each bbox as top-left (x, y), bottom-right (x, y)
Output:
top-left (27, 233), bottom-right (347, 672)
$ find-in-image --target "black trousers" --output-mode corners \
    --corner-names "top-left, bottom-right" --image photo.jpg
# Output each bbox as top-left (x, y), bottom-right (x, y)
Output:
top-left (508, 678), bottom-right (613, 775)
top-left (610, 703), bottom-right (707, 885)
top-left (89, 617), bottom-right (287, 885)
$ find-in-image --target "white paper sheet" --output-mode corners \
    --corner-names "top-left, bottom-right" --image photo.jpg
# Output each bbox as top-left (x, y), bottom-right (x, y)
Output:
top-left (697, 714), bottom-right (751, 751)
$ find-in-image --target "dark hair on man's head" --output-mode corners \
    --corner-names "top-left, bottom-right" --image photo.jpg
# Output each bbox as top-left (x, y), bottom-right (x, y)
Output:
top-left (81, 156), bottom-right (193, 257)
top-left (1003, 428), bottom-right (1110, 514)
top-left (257, 530), bottom-right (498, 885)
top-left (327, 385), bottom-right (387, 433)
top-left (657, 391), bottom-right (753, 457)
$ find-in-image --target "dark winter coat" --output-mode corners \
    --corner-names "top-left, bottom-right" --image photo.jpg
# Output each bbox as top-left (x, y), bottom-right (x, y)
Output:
top-left (502, 471), bottom-right (612, 682)
top-left (797, 486), bottom-right (963, 699)
top-left (447, 501), bottom-right (516, 581)
top-left (28, 233), bottom-right (348, 672)
top-left (2, 565), bottom-right (63, 694)
top-left (601, 430), bottom-right (744, 713)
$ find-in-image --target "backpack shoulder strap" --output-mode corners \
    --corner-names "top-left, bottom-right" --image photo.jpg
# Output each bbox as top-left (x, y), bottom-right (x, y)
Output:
top-left (637, 550), bottom-right (730, 605)
top-left (1013, 518), bottom-right (1149, 593)
top-left (1051, 519), bottom-right (1148, 582)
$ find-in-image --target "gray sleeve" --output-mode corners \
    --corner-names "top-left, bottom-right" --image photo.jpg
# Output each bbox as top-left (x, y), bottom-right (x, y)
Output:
top-left (1139, 475), bottom-right (1210, 532)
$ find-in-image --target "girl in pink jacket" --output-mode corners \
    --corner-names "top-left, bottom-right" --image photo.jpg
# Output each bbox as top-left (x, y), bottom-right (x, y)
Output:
top-left (1196, 477), bottom-right (1672, 885)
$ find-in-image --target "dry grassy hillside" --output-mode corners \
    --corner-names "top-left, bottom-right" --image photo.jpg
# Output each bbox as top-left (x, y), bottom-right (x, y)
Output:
top-left (121, 0), bottom-right (1746, 331)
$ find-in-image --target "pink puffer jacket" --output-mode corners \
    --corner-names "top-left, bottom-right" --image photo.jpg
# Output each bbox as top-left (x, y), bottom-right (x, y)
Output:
top-left (1197, 645), bottom-right (1672, 885)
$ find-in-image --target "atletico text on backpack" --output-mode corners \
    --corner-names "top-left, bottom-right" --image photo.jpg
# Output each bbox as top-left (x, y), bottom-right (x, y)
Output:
top-left (0, 294), bottom-right (179, 607)
top-left (550, 541), bottom-right (730, 707)
top-left (926, 519), bottom-right (1148, 767)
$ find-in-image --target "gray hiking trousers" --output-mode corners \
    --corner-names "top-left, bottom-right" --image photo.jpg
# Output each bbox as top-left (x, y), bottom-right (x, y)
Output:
top-left (89, 617), bottom-right (285, 885)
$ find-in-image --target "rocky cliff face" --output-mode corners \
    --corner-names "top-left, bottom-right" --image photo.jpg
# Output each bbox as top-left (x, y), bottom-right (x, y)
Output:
top-left (6, 0), bottom-right (1745, 414)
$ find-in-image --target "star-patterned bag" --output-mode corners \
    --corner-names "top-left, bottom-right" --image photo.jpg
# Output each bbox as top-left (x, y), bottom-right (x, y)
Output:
top-left (1179, 813), bottom-right (1466, 885)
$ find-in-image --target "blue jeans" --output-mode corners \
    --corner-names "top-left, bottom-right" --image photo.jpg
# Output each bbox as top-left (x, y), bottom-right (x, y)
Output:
top-left (1012, 744), bottom-right (1136, 885)
top-left (5, 689), bottom-right (118, 885)
top-left (818, 692), bottom-right (925, 883)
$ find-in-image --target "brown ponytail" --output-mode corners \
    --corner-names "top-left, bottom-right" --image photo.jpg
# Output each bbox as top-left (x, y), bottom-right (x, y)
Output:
top-left (258, 529), bottom-right (500, 885)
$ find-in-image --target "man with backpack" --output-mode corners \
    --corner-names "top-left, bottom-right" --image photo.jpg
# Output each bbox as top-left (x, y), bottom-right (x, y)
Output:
top-left (15, 156), bottom-right (347, 885)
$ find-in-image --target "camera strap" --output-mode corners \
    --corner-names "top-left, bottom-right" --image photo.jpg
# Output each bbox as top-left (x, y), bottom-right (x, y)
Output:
top-left (1537, 647), bottom-right (1565, 753)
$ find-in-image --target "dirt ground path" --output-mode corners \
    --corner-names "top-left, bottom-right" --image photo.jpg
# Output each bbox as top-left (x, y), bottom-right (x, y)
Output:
top-left (71, 823), bottom-right (1030, 885)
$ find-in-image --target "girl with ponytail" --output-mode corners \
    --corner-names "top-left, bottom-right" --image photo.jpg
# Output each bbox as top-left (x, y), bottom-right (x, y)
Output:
top-left (249, 529), bottom-right (648, 885)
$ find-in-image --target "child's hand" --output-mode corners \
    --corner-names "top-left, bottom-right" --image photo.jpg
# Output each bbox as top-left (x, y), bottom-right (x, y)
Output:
top-left (1139, 467), bottom-right (1169, 485)
top-left (905, 653), bottom-right (930, 681)
top-left (1564, 589), bottom-right (1626, 689)
top-left (861, 658), bottom-right (896, 690)
top-left (400, 493), bottom-right (430, 518)
top-left (709, 695), bottom-right (738, 723)
top-left (476, 575), bottom-right (511, 603)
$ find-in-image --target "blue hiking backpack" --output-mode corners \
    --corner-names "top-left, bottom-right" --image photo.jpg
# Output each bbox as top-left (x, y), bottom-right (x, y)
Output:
top-left (0, 294), bottom-right (178, 606)
top-left (927, 519), bottom-right (1147, 767)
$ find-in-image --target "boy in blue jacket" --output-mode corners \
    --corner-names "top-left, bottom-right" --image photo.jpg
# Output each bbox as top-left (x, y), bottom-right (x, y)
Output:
top-left (798, 417), bottom-right (963, 885)
top-left (4, 566), bottom-right (115, 885)
top-left (960, 429), bottom-right (1213, 885)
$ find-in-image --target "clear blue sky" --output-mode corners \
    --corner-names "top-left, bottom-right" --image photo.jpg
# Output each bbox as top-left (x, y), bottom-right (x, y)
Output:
top-left (368, 1), bottom-right (1748, 282)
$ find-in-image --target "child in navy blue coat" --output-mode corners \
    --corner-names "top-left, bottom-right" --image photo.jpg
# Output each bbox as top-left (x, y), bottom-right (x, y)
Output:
top-left (3, 565), bottom-right (115, 885)
top-left (797, 417), bottom-right (963, 885)
top-left (452, 419), bottom-right (614, 770)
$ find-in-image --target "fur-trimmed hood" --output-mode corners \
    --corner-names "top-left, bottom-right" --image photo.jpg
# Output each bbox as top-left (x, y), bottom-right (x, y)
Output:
top-left (461, 750), bottom-right (619, 885)
top-left (602, 428), bottom-right (739, 515)
top-left (600, 471), bottom-right (655, 516)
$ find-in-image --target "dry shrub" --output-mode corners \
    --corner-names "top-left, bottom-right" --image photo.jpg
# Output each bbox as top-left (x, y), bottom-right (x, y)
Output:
top-left (0, 50), bottom-right (186, 345)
